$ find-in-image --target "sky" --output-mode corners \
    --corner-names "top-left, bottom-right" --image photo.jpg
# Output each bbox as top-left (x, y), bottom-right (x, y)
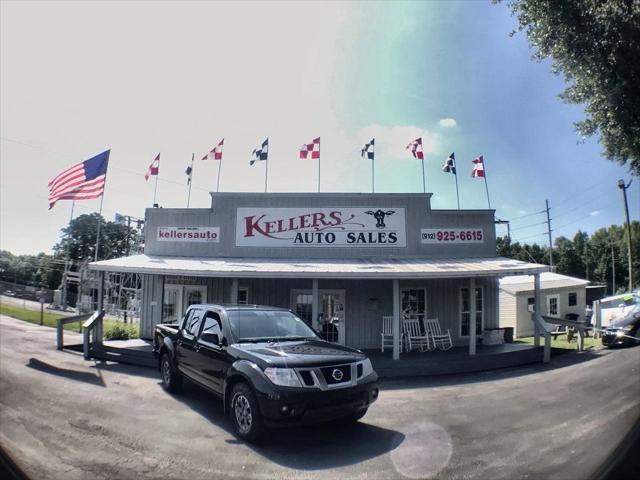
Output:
top-left (1, 0), bottom-right (638, 255)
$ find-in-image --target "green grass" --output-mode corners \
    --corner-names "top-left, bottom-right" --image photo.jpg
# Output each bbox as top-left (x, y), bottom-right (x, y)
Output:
top-left (515, 334), bottom-right (601, 350)
top-left (0, 303), bottom-right (139, 337)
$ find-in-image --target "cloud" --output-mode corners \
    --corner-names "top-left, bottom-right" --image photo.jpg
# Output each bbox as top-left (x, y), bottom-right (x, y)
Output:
top-left (438, 118), bottom-right (457, 128)
top-left (589, 210), bottom-right (601, 216)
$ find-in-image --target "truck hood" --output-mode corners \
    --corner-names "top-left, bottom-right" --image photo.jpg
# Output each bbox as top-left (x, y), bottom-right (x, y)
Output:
top-left (229, 339), bottom-right (366, 368)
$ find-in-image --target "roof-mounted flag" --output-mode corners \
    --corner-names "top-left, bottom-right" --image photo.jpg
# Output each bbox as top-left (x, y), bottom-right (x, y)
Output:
top-left (48, 150), bottom-right (110, 209)
top-left (145, 153), bottom-right (160, 181)
top-left (202, 139), bottom-right (224, 161)
top-left (361, 139), bottom-right (375, 160)
top-left (406, 138), bottom-right (424, 160)
top-left (185, 164), bottom-right (193, 184)
top-left (300, 137), bottom-right (320, 159)
top-left (250, 138), bottom-right (269, 165)
top-left (442, 152), bottom-right (456, 174)
top-left (472, 155), bottom-right (485, 177)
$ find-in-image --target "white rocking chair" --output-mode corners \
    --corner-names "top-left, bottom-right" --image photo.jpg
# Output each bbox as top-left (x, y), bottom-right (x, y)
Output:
top-left (403, 317), bottom-right (430, 352)
top-left (424, 317), bottom-right (453, 351)
top-left (381, 315), bottom-right (404, 352)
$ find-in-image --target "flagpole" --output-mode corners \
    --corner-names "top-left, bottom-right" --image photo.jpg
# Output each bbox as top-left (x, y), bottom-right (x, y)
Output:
top-left (187, 153), bottom-right (194, 207)
top-left (265, 155), bottom-right (269, 193)
top-left (483, 160), bottom-right (492, 209)
top-left (372, 157), bottom-right (375, 193)
top-left (318, 140), bottom-right (321, 193)
top-left (216, 155), bottom-right (222, 193)
top-left (152, 157), bottom-right (159, 206)
top-left (94, 152), bottom-right (110, 262)
top-left (421, 158), bottom-right (426, 194)
top-left (62, 200), bottom-right (76, 308)
top-left (454, 173), bottom-right (460, 210)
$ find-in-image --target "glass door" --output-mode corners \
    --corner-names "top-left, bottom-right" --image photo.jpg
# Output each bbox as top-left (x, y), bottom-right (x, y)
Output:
top-left (320, 290), bottom-right (346, 345)
top-left (184, 285), bottom-right (207, 312)
top-left (163, 285), bottom-right (183, 323)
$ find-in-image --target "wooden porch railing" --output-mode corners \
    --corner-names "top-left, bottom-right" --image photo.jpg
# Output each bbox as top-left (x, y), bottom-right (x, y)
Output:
top-left (82, 310), bottom-right (105, 360)
top-left (56, 313), bottom-right (93, 350)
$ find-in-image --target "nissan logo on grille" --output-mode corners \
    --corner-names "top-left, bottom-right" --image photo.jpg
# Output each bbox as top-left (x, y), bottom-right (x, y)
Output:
top-left (331, 368), bottom-right (344, 382)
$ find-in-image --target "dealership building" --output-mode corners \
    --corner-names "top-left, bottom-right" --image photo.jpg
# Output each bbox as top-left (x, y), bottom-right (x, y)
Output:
top-left (89, 192), bottom-right (547, 360)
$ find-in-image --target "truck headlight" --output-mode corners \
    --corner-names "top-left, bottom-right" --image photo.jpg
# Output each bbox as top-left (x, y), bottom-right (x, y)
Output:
top-left (359, 358), bottom-right (374, 378)
top-left (264, 367), bottom-right (303, 387)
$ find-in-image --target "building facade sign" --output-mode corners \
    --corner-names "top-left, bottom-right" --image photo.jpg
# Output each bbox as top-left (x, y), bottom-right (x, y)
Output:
top-left (235, 207), bottom-right (407, 247)
top-left (420, 228), bottom-right (484, 244)
top-left (157, 226), bottom-right (220, 242)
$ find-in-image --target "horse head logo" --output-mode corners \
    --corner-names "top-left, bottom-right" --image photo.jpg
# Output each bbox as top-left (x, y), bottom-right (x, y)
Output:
top-left (365, 209), bottom-right (395, 228)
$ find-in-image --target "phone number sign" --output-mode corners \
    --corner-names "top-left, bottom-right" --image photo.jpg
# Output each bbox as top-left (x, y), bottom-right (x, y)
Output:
top-left (421, 228), bottom-right (484, 244)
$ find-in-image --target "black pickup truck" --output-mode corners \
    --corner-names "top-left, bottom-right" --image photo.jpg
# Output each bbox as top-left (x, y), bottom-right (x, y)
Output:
top-left (153, 304), bottom-right (379, 441)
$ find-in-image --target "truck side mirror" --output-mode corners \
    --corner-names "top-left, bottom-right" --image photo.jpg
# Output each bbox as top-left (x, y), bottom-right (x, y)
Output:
top-left (201, 332), bottom-right (220, 345)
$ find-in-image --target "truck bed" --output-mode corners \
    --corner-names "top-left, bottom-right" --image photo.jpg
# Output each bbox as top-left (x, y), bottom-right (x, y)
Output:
top-left (153, 323), bottom-right (180, 353)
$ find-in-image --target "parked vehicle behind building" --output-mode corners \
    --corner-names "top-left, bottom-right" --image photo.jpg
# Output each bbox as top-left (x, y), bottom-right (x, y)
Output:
top-left (153, 304), bottom-right (379, 441)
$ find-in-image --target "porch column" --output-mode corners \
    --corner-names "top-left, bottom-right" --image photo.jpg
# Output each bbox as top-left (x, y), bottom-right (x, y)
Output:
top-left (392, 279), bottom-right (400, 360)
top-left (96, 271), bottom-right (105, 311)
top-left (533, 273), bottom-right (541, 347)
top-left (469, 277), bottom-right (476, 355)
top-left (230, 278), bottom-right (238, 304)
top-left (311, 279), bottom-right (319, 330)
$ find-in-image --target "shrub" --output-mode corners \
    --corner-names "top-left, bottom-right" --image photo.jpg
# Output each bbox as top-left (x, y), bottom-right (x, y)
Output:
top-left (103, 323), bottom-right (138, 340)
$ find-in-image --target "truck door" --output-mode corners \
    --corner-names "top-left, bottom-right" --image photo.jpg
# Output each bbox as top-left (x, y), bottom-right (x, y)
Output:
top-left (176, 307), bottom-right (204, 378)
top-left (194, 310), bottom-right (228, 394)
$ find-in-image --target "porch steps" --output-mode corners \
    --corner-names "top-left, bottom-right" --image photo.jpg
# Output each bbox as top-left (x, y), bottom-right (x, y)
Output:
top-left (370, 346), bottom-right (564, 378)
top-left (91, 344), bottom-right (157, 368)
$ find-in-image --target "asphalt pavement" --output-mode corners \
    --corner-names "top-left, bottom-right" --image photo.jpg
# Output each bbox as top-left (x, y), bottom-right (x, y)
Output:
top-left (1, 314), bottom-right (639, 480)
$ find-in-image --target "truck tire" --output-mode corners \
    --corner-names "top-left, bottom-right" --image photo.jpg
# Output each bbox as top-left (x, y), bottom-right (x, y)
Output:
top-left (229, 382), bottom-right (263, 442)
top-left (160, 352), bottom-right (183, 393)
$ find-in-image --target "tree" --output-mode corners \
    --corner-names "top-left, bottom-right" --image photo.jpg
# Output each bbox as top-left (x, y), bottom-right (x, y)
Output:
top-left (53, 213), bottom-right (138, 263)
top-left (498, 0), bottom-right (640, 175)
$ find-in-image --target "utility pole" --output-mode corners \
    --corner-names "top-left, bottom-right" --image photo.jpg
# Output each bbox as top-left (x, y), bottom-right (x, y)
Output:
top-left (617, 179), bottom-right (634, 292)
top-left (610, 237), bottom-right (616, 295)
top-left (545, 199), bottom-right (553, 269)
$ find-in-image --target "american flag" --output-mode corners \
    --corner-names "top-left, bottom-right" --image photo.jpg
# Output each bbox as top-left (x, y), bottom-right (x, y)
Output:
top-left (361, 139), bottom-right (375, 160)
top-left (48, 150), bottom-right (110, 209)
top-left (299, 137), bottom-right (320, 159)
top-left (250, 138), bottom-right (269, 165)
top-left (145, 153), bottom-right (160, 181)
top-left (202, 138), bottom-right (224, 161)
top-left (406, 137), bottom-right (424, 160)
top-left (472, 155), bottom-right (485, 177)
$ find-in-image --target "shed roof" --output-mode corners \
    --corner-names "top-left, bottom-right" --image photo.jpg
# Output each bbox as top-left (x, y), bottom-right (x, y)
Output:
top-left (89, 254), bottom-right (547, 279)
top-left (499, 272), bottom-right (589, 294)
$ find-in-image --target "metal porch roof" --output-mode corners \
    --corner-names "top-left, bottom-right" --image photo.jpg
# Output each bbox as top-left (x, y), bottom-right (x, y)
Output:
top-left (89, 254), bottom-right (548, 279)
top-left (499, 272), bottom-right (590, 294)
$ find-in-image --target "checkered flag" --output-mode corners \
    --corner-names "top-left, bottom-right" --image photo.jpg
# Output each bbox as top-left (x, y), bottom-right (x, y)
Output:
top-left (300, 137), bottom-right (320, 159)
top-left (406, 138), bottom-right (424, 160)
top-left (361, 138), bottom-right (375, 160)
top-left (250, 138), bottom-right (269, 165)
top-left (202, 138), bottom-right (224, 161)
top-left (442, 152), bottom-right (456, 174)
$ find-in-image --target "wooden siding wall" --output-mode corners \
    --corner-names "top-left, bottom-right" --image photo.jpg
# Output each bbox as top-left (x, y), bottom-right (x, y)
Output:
top-left (140, 275), bottom-right (500, 348)
top-left (140, 274), bottom-right (164, 339)
top-left (498, 291), bottom-right (518, 335)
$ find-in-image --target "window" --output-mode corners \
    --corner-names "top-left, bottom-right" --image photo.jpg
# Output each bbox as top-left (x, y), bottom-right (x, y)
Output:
top-left (401, 288), bottom-right (426, 317)
top-left (527, 297), bottom-right (535, 312)
top-left (460, 287), bottom-right (483, 337)
top-left (200, 312), bottom-right (222, 342)
top-left (548, 296), bottom-right (559, 316)
top-left (183, 308), bottom-right (203, 337)
top-left (293, 293), bottom-right (313, 325)
top-left (237, 287), bottom-right (249, 305)
top-left (568, 292), bottom-right (577, 306)
top-left (227, 310), bottom-right (318, 341)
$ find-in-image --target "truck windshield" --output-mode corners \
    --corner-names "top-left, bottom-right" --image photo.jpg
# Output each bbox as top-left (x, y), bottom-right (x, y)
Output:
top-left (227, 310), bottom-right (319, 342)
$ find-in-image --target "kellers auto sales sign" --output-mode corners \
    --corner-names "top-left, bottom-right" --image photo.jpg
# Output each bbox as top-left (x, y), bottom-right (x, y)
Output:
top-left (235, 207), bottom-right (407, 247)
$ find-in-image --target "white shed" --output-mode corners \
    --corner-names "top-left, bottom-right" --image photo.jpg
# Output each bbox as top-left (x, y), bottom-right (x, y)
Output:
top-left (499, 272), bottom-right (590, 338)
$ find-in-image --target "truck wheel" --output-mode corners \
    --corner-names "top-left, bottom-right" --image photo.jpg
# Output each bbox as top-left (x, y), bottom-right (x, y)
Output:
top-left (229, 383), bottom-right (263, 442)
top-left (160, 352), bottom-right (182, 393)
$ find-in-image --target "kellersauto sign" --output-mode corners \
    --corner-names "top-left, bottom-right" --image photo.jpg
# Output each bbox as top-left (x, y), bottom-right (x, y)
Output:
top-left (235, 207), bottom-right (407, 247)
